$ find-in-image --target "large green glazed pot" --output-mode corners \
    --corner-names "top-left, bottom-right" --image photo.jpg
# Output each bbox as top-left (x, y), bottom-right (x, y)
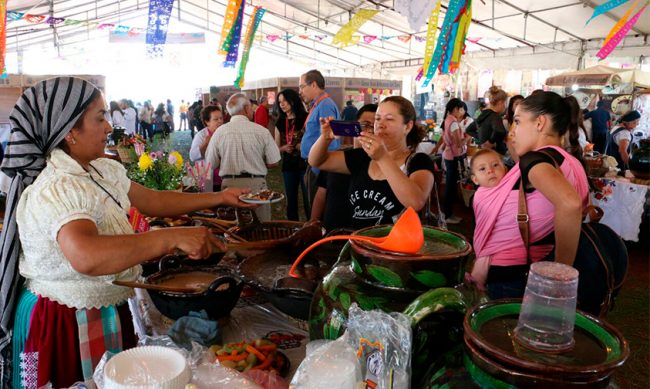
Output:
top-left (349, 225), bottom-right (472, 291)
top-left (309, 225), bottom-right (474, 385)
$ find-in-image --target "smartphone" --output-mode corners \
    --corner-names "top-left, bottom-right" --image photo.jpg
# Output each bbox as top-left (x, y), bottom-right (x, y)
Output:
top-left (330, 120), bottom-right (362, 137)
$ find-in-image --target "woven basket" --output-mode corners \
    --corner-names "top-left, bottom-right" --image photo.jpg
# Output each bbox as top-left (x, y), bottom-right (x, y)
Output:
top-left (461, 186), bottom-right (476, 208)
top-left (116, 146), bottom-right (135, 164)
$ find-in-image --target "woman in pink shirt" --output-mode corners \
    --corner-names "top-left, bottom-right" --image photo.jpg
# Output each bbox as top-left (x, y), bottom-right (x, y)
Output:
top-left (441, 98), bottom-right (467, 224)
top-left (472, 91), bottom-right (588, 299)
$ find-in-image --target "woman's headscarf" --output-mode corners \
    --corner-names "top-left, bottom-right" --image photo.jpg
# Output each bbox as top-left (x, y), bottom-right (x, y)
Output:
top-left (0, 77), bottom-right (100, 361)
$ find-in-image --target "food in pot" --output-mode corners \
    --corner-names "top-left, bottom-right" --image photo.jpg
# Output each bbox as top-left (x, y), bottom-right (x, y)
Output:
top-left (209, 339), bottom-right (286, 375)
top-left (154, 271), bottom-right (218, 290)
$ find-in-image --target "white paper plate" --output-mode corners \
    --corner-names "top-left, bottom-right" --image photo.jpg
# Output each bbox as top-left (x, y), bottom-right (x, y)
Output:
top-left (239, 193), bottom-right (285, 204)
top-left (104, 346), bottom-right (191, 389)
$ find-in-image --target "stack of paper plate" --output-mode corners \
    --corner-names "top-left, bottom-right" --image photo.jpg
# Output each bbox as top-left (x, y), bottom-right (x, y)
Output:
top-left (104, 346), bottom-right (191, 389)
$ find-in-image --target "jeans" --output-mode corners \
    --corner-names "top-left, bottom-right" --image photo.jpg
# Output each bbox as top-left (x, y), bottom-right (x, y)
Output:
top-left (443, 157), bottom-right (462, 218)
top-left (283, 170), bottom-right (308, 221)
top-left (487, 278), bottom-right (527, 300)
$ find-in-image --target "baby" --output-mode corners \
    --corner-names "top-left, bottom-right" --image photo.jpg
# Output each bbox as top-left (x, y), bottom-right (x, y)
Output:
top-left (470, 149), bottom-right (507, 188)
top-left (467, 149), bottom-right (507, 291)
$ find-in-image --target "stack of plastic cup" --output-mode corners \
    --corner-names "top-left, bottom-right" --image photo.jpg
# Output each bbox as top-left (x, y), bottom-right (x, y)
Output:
top-left (514, 261), bottom-right (579, 353)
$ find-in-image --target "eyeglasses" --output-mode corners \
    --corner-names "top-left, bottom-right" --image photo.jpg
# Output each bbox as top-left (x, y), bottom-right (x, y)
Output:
top-left (298, 83), bottom-right (310, 90)
top-left (360, 121), bottom-right (374, 130)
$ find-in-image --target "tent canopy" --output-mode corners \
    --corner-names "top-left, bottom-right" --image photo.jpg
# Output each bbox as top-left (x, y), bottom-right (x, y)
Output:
top-left (545, 65), bottom-right (650, 88)
top-left (4, 0), bottom-right (650, 70)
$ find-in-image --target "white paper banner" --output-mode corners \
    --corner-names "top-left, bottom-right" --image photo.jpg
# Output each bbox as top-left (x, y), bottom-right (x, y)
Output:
top-left (394, 0), bottom-right (438, 32)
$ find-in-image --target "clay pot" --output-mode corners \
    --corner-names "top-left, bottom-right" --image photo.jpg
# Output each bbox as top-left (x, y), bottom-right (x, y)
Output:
top-left (629, 139), bottom-right (650, 180)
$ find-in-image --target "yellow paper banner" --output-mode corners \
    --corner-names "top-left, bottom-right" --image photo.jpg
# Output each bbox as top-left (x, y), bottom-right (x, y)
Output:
top-left (604, 0), bottom-right (639, 44)
top-left (422, 0), bottom-right (442, 73)
top-left (332, 9), bottom-right (379, 47)
top-left (451, 2), bottom-right (472, 69)
top-left (218, 0), bottom-right (243, 55)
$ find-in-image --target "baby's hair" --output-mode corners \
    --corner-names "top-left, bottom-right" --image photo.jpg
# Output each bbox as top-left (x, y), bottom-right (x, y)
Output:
top-left (470, 149), bottom-right (503, 174)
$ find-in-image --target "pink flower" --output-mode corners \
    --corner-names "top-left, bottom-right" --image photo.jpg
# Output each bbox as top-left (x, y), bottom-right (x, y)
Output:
top-left (168, 154), bottom-right (177, 166)
top-left (149, 152), bottom-right (158, 160)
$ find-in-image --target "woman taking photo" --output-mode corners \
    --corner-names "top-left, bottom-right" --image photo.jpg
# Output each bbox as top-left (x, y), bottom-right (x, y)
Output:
top-left (472, 91), bottom-right (589, 299)
top-left (308, 96), bottom-right (435, 229)
top-left (440, 98), bottom-right (467, 224)
top-left (0, 77), bottom-right (254, 388)
top-left (274, 89), bottom-right (308, 221)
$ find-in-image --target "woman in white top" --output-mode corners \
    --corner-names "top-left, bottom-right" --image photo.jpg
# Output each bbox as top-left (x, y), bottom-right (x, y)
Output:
top-left (109, 100), bottom-right (125, 128)
top-left (189, 105), bottom-right (224, 190)
top-left (2, 77), bottom-right (254, 388)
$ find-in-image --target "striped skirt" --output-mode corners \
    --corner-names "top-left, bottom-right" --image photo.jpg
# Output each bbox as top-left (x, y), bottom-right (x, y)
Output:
top-left (12, 289), bottom-right (136, 389)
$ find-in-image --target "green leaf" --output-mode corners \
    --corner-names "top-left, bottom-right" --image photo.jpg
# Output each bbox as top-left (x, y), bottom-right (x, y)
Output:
top-left (327, 285), bottom-right (340, 300)
top-left (355, 294), bottom-right (375, 311)
top-left (339, 292), bottom-right (351, 311)
top-left (411, 270), bottom-right (447, 288)
top-left (367, 265), bottom-right (403, 288)
top-left (350, 256), bottom-right (363, 274)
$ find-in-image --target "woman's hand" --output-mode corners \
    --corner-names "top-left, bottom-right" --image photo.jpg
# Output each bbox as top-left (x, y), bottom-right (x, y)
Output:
top-left (169, 226), bottom-right (225, 259)
top-left (280, 144), bottom-right (294, 153)
top-left (319, 117), bottom-right (336, 141)
top-left (358, 132), bottom-right (388, 160)
top-left (217, 187), bottom-right (258, 208)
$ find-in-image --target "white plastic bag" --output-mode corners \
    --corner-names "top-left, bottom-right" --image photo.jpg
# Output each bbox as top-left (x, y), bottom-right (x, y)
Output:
top-left (290, 338), bottom-right (362, 389)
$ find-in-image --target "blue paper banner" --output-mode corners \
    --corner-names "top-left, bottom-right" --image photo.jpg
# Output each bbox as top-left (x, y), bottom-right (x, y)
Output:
top-left (586, 0), bottom-right (630, 24)
top-left (224, 0), bottom-right (245, 68)
top-left (422, 0), bottom-right (464, 87)
top-left (146, 0), bottom-right (175, 58)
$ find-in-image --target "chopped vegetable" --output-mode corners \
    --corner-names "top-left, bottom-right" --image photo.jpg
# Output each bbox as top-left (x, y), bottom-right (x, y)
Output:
top-left (209, 338), bottom-right (287, 375)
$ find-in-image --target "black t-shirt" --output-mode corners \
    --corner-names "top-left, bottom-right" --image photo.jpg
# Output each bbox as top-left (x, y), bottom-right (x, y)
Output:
top-left (317, 171), bottom-right (352, 231)
top-left (344, 149), bottom-right (435, 229)
top-left (276, 114), bottom-right (307, 172)
top-left (518, 147), bottom-right (565, 192)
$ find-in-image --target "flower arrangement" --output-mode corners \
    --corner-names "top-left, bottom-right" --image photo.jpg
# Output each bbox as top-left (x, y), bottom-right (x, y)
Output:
top-left (425, 119), bottom-right (437, 132)
top-left (127, 147), bottom-right (185, 191)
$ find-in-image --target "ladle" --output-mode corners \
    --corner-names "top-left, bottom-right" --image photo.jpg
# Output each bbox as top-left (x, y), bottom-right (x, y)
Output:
top-left (288, 207), bottom-right (424, 278)
top-left (113, 279), bottom-right (202, 294)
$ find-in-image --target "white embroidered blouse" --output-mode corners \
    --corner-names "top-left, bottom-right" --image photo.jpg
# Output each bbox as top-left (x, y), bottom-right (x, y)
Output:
top-left (17, 149), bottom-right (141, 309)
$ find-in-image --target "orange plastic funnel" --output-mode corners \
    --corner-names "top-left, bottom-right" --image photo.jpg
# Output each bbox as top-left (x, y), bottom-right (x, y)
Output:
top-left (289, 207), bottom-right (424, 277)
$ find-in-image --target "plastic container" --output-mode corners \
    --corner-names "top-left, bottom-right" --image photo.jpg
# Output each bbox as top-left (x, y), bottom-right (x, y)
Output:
top-left (514, 262), bottom-right (579, 353)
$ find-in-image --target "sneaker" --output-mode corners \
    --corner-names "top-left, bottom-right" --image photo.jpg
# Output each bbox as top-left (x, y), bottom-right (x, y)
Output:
top-left (446, 216), bottom-right (463, 224)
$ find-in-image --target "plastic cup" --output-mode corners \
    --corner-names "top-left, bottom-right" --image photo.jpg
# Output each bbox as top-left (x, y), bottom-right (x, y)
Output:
top-left (514, 261), bottom-right (579, 353)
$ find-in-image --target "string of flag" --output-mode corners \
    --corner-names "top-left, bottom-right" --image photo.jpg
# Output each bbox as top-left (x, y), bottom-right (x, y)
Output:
top-left (594, 0), bottom-right (649, 59)
top-left (234, 6), bottom-right (265, 88)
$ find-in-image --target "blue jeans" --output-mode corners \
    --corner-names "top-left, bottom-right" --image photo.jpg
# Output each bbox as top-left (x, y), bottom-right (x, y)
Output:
top-left (487, 278), bottom-right (527, 300)
top-left (443, 157), bottom-right (462, 218)
top-left (283, 170), bottom-right (308, 221)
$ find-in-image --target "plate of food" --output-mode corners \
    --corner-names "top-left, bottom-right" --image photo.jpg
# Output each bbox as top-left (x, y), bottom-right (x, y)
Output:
top-left (239, 190), bottom-right (285, 204)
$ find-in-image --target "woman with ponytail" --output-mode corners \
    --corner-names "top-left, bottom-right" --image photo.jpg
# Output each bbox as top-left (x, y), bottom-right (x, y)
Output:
top-left (471, 91), bottom-right (589, 299)
top-left (440, 98), bottom-right (467, 224)
top-left (476, 86), bottom-right (508, 154)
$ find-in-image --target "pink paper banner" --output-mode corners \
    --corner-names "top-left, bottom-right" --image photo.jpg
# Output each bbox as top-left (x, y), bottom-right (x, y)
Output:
top-left (363, 35), bottom-right (377, 44)
top-left (596, 2), bottom-right (648, 59)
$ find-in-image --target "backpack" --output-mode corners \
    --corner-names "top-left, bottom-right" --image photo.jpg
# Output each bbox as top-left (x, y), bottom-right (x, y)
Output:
top-left (517, 151), bottom-right (629, 318)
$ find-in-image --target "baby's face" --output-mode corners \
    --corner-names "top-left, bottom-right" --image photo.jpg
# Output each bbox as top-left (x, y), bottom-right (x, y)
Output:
top-left (471, 154), bottom-right (506, 187)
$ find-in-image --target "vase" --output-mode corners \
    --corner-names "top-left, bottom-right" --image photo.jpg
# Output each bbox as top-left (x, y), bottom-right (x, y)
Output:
top-left (309, 225), bottom-right (474, 385)
top-left (629, 139), bottom-right (650, 180)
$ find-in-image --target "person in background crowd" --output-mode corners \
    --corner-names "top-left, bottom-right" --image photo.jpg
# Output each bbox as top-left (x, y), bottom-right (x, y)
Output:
top-left (298, 69), bottom-right (340, 215)
top-left (119, 99), bottom-right (137, 136)
top-left (192, 100), bottom-right (204, 135)
top-left (188, 101), bottom-right (198, 136)
top-left (205, 94), bottom-right (281, 221)
top-left (274, 89), bottom-right (308, 221)
top-left (341, 100), bottom-right (359, 121)
top-left (473, 101), bottom-right (486, 119)
top-left (109, 101), bottom-right (125, 128)
top-left (190, 105), bottom-right (225, 191)
top-left (606, 110), bottom-right (640, 172)
top-left (311, 103), bottom-right (378, 231)
top-left (505, 95), bottom-right (524, 130)
top-left (309, 96), bottom-right (434, 229)
top-left (254, 96), bottom-right (270, 129)
top-left (473, 91), bottom-right (588, 299)
top-left (138, 101), bottom-right (153, 139)
top-left (476, 86), bottom-right (508, 154)
top-left (179, 100), bottom-right (189, 131)
top-left (1, 77), bottom-right (254, 388)
top-left (166, 99), bottom-right (174, 128)
top-left (585, 100), bottom-right (611, 154)
top-left (440, 98), bottom-right (467, 224)
top-left (564, 96), bottom-right (589, 152)
top-left (153, 103), bottom-right (174, 137)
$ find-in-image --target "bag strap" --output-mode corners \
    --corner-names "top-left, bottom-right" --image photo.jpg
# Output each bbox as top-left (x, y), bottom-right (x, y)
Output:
top-left (517, 180), bottom-right (531, 265)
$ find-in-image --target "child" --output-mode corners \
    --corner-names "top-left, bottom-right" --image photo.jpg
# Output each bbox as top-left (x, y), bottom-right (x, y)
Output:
top-left (466, 149), bottom-right (507, 290)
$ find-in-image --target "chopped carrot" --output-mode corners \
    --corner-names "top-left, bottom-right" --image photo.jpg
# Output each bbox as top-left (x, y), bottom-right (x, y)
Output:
top-left (251, 352), bottom-right (274, 370)
top-left (245, 345), bottom-right (266, 361)
top-left (217, 352), bottom-right (248, 362)
top-left (257, 344), bottom-right (277, 352)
